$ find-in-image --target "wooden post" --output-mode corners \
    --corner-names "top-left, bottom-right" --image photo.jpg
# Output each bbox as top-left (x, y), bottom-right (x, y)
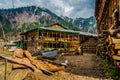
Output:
top-left (60, 33), bottom-right (61, 49)
top-left (5, 59), bottom-right (7, 80)
top-left (41, 31), bottom-right (43, 49)
top-left (56, 32), bottom-right (57, 49)
top-left (52, 32), bottom-right (53, 49)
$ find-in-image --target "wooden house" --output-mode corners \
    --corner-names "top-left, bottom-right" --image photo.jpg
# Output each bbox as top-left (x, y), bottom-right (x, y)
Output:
top-left (20, 23), bottom-right (80, 53)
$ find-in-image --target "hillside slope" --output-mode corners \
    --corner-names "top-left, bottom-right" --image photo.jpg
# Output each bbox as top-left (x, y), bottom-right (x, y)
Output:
top-left (0, 6), bottom-right (97, 40)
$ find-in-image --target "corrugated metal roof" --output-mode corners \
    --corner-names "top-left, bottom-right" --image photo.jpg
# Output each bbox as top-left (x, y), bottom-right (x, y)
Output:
top-left (21, 26), bottom-right (98, 37)
top-left (38, 27), bottom-right (79, 34)
top-left (79, 32), bottom-right (98, 37)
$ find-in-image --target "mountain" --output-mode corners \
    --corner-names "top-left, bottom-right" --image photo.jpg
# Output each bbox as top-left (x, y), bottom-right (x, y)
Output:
top-left (0, 6), bottom-right (97, 40)
top-left (61, 16), bottom-right (97, 33)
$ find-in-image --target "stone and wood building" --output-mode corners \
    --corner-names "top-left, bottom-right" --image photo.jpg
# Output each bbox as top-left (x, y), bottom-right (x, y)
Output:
top-left (20, 23), bottom-right (80, 53)
top-left (20, 23), bottom-right (98, 54)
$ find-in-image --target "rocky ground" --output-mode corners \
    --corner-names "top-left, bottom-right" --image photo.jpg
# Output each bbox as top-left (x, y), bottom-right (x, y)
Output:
top-left (24, 53), bottom-right (108, 80)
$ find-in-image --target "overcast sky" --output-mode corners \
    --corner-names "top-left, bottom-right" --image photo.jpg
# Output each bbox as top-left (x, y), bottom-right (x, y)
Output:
top-left (0, 0), bottom-right (95, 18)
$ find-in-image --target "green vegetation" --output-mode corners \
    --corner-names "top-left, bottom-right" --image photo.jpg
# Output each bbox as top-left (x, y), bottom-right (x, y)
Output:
top-left (20, 22), bottom-right (41, 32)
top-left (96, 56), bottom-right (120, 79)
top-left (103, 59), bottom-right (120, 79)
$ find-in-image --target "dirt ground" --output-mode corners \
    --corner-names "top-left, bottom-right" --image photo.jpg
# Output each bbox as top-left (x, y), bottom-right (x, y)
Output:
top-left (24, 53), bottom-right (107, 80)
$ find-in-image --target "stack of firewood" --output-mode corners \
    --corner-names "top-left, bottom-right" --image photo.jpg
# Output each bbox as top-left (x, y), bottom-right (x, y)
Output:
top-left (108, 28), bottom-right (120, 66)
top-left (96, 31), bottom-right (109, 59)
top-left (97, 28), bottom-right (120, 67)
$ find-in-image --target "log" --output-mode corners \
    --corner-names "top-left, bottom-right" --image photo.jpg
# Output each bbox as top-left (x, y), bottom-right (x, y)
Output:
top-left (112, 55), bottom-right (120, 60)
top-left (108, 36), bottom-right (113, 45)
top-left (0, 56), bottom-right (37, 71)
top-left (36, 60), bottom-right (65, 72)
top-left (117, 62), bottom-right (120, 65)
top-left (109, 28), bottom-right (120, 37)
top-left (118, 50), bottom-right (120, 56)
top-left (8, 69), bottom-right (31, 80)
top-left (0, 55), bottom-right (53, 74)
top-left (98, 33), bottom-right (104, 38)
top-left (37, 56), bottom-right (62, 66)
top-left (12, 63), bottom-right (27, 69)
top-left (116, 33), bottom-right (120, 38)
top-left (12, 48), bottom-right (24, 58)
top-left (0, 48), bottom-right (65, 75)
top-left (111, 37), bottom-right (120, 44)
top-left (110, 50), bottom-right (115, 56)
top-left (102, 30), bottom-right (109, 34)
top-left (113, 59), bottom-right (117, 65)
top-left (0, 53), bottom-right (65, 75)
top-left (112, 56), bottom-right (120, 65)
top-left (115, 44), bottom-right (120, 49)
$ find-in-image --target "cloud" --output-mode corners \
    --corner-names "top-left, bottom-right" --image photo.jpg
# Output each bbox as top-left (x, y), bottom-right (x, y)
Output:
top-left (48, 0), bottom-right (74, 17)
top-left (0, 0), bottom-right (95, 18)
top-left (0, 3), bottom-right (2, 6)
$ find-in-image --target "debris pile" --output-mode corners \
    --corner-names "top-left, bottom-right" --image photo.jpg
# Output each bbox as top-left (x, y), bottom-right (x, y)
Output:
top-left (0, 48), bottom-right (65, 80)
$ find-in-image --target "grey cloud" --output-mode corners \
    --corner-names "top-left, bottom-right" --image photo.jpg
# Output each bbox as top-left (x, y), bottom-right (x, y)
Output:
top-left (0, 0), bottom-right (95, 18)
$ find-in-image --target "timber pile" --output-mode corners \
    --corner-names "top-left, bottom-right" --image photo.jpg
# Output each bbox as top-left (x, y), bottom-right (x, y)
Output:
top-left (97, 28), bottom-right (120, 67)
top-left (108, 29), bottom-right (120, 66)
top-left (0, 48), bottom-right (65, 80)
top-left (96, 31), bottom-right (109, 59)
top-left (82, 38), bottom-right (97, 53)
